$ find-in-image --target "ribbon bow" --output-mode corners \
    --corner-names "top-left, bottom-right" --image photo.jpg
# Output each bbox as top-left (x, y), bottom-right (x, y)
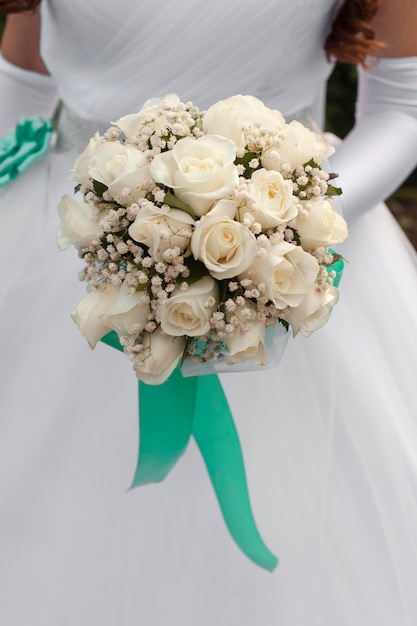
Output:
top-left (101, 331), bottom-right (279, 571)
top-left (100, 256), bottom-right (344, 571)
top-left (0, 117), bottom-right (53, 187)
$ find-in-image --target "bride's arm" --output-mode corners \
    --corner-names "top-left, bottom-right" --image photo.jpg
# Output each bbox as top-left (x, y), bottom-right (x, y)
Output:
top-left (372, 0), bottom-right (417, 57)
top-left (1, 6), bottom-right (48, 73)
top-left (328, 0), bottom-right (417, 220)
top-left (0, 6), bottom-right (58, 134)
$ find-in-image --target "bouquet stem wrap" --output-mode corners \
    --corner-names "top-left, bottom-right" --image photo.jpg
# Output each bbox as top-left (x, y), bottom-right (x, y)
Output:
top-left (101, 330), bottom-right (278, 571)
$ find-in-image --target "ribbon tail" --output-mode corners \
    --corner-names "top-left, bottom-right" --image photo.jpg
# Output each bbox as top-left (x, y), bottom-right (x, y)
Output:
top-left (131, 368), bottom-right (197, 487)
top-left (101, 333), bottom-right (278, 569)
top-left (192, 375), bottom-right (278, 572)
top-left (101, 334), bottom-right (197, 487)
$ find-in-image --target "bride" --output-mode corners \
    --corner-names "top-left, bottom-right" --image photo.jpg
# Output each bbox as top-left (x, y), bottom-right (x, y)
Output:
top-left (1, 1), bottom-right (417, 624)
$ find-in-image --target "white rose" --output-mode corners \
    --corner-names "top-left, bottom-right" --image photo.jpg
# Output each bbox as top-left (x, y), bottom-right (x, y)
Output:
top-left (247, 168), bottom-right (298, 229)
top-left (159, 276), bottom-right (219, 337)
top-left (88, 142), bottom-right (150, 204)
top-left (261, 120), bottom-right (335, 170)
top-left (134, 328), bottom-right (186, 385)
top-left (70, 132), bottom-right (103, 188)
top-left (150, 135), bottom-right (238, 216)
top-left (71, 284), bottom-right (119, 348)
top-left (285, 285), bottom-right (339, 337)
top-left (57, 194), bottom-right (103, 250)
top-left (100, 279), bottom-right (151, 335)
top-left (241, 241), bottom-right (319, 309)
top-left (294, 199), bottom-right (348, 250)
top-left (224, 315), bottom-right (268, 367)
top-left (191, 199), bottom-right (257, 279)
top-left (128, 205), bottom-right (195, 260)
top-left (114, 94), bottom-right (185, 142)
top-left (202, 95), bottom-right (285, 148)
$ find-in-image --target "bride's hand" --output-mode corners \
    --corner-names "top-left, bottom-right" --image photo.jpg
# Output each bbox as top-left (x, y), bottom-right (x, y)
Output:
top-left (328, 0), bottom-right (417, 220)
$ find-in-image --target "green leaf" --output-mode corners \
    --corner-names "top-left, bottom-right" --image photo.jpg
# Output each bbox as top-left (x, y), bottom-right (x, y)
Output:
top-left (164, 191), bottom-right (195, 218)
top-left (326, 251), bottom-right (344, 266)
top-left (326, 184), bottom-right (343, 196)
top-left (303, 159), bottom-right (320, 169)
top-left (135, 281), bottom-right (149, 292)
top-left (92, 179), bottom-right (109, 197)
top-left (235, 151), bottom-right (261, 179)
top-left (183, 257), bottom-right (210, 284)
top-left (288, 227), bottom-right (301, 246)
top-left (218, 279), bottom-right (229, 304)
top-left (183, 245), bottom-right (193, 259)
top-left (278, 319), bottom-right (289, 332)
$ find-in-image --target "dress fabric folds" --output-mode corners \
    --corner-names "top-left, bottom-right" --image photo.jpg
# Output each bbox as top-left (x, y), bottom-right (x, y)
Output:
top-left (1, 0), bottom-right (417, 624)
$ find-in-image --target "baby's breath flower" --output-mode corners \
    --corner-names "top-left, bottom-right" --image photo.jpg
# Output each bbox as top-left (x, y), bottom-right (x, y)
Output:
top-left (256, 247), bottom-right (267, 258)
top-left (153, 188), bottom-right (166, 203)
top-left (141, 256), bottom-right (154, 269)
top-left (225, 299), bottom-right (236, 312)
top-left (155, 262), bottom-right (167, 274)
top-left (242, 212), bottom-right (255, 227)
top-left (116, 241), bottom-right (129, 254)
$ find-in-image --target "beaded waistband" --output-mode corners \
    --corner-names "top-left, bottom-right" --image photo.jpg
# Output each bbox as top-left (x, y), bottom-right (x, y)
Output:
top-left (54, 105), bottom-right (110, 154)
top-left (54, 103), bottom-right (318, 155)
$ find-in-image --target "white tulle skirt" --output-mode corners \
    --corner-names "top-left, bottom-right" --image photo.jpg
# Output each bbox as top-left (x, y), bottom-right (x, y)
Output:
top-left (1, 143), bottom-right (417, 626)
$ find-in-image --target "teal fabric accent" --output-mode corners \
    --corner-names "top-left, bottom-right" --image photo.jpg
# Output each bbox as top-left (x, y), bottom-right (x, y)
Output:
top-left (131, 367), bottom-right (196, 486)
top-left (0, 117), bottom-right (53, 187)
top-left (329, 257), bottom-right (344, 288)
top-left (101, 332), bottom-right (195, 484)
top-left (328, 248), bottom-right (345, 287)
top-left (193, 375), bottom-right (278, 571)
top-left (100, 331), bottom-right (278, 570)
top-left (100, 330), bottom-right (124, 352)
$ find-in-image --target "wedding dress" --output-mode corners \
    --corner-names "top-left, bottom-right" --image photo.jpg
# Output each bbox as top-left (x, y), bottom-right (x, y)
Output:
top-left (1, 1), bottom-right (417, 624)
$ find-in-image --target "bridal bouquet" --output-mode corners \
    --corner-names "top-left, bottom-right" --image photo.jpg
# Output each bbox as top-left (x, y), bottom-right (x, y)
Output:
top-left (58, 94), bottom-right (347, 385)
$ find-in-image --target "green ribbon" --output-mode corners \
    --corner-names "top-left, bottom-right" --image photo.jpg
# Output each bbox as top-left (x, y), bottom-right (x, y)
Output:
top-left (101, 330), bottom-right (278, 571)
top-left (2, 113), bottom-right (344, 567)
top-left (100, 254), bottom-right (344, 571)
top-left (0, 117), bottom-right (53, 187)
top-left (192, 375), bottom-right (277, 570)
top-left (328, 249), bottom-right (345, 287)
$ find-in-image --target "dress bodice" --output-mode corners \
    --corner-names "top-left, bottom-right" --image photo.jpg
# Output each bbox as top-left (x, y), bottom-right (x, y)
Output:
top-left (41, 0), bottom-right (339, 121)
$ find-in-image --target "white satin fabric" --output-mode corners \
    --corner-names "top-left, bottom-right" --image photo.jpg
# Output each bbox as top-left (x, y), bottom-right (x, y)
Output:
top-left (1, 1), bottom-right (417, 625)
top-left (0, 54), bottom-right (58, 134)
top-left (40, 0), bottom-right (336, 120)
top-left (330, 57), bottom-right (417, 219)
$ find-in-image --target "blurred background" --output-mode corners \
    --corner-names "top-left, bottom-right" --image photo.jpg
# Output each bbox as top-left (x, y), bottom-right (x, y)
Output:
top-left (1, 16), bottom-right (416, 248)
